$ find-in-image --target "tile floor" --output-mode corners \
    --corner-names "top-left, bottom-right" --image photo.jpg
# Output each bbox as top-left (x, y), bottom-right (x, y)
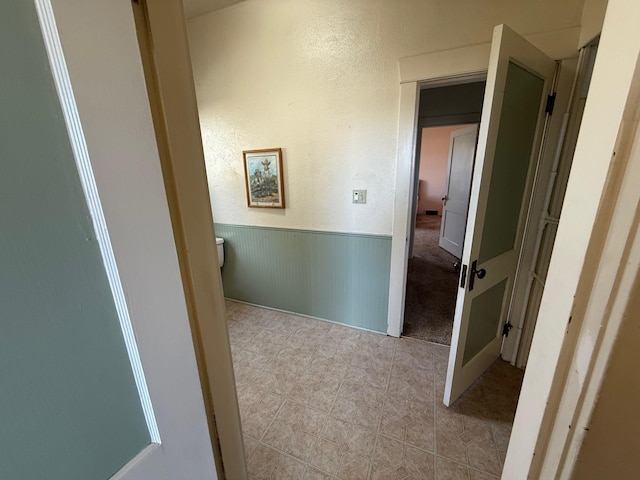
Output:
top-left (226, 301), bottom-right (524, 480)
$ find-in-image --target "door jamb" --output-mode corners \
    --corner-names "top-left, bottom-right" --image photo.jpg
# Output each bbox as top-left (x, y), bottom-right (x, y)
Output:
top-left (501, 56), bottom-right (581, 366)
top-left (132, 1), bottom-right (246, 478)
top-left (551, 67), bottom-right (640, 477)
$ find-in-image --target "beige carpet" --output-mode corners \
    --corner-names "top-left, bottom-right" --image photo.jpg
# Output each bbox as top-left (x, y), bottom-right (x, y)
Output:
top-left (403, 215), bottom-right (459, 345)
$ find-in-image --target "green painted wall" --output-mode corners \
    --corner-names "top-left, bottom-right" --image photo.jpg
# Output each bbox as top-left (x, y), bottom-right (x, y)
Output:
top-left (215, 224), bottom-right (392, 333)
top-left (0, 3), bottom-right (150, 479)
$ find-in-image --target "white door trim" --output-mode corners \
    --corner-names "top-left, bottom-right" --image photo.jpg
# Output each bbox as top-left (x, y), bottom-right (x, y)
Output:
top-left (388, 81), bottom-right (420, 337)
top-left (550, 79), bottom-right (640, 478)
top-left (388, 43), bottom-right (491, 337)
top-left (137, 0), bottom-right (247, 477)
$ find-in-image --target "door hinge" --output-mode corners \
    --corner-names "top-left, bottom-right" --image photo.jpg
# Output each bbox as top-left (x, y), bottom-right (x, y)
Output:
top-left (545, 93), bottom-right (557, 115)
top-left (502, 322), bottom-right (513, 337)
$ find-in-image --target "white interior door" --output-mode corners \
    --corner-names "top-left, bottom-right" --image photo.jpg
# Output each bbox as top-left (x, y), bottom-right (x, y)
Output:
top-left (439, 125), bottom-right (479, 258)
top-left (0, 2), bottom-right (218, 479)
top-left (444, 25), bottom-right (555, 406)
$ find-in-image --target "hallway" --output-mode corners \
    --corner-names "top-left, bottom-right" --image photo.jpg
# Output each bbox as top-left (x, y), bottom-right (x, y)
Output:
top-left (403, 216), bottom-right (459, 345)
top-left (227, 301), bottom-right (523, 479)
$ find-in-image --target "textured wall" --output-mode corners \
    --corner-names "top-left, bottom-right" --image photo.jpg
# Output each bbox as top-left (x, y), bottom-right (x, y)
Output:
top-left (188, 0), bottom-right (584, 235)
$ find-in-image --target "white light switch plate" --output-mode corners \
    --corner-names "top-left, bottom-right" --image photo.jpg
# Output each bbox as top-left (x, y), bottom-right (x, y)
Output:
top-left (353, 190), bottom-right (367, 204)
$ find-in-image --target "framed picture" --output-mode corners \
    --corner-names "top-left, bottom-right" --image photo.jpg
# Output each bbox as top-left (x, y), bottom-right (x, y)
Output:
top-left (242, 148), bottom-right (285, 208)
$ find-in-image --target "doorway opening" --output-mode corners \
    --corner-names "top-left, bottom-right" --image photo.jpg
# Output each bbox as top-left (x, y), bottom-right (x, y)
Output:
top-left (403, 81), bottom-right (485, 345)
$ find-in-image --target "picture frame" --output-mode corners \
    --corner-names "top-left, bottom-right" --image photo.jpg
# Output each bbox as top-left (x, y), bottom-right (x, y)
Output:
top-left (242, 148), bottom-right (285, 208)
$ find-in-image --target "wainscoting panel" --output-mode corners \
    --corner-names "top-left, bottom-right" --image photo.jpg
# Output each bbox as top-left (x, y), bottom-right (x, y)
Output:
top-left (214, 224), bottom-right (392, 333)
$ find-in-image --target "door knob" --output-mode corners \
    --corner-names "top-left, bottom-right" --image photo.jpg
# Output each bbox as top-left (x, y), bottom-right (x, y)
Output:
top-left (468, 259), bottom-right (486, 291)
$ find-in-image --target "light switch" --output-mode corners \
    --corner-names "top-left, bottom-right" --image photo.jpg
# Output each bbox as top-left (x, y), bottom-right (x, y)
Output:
top-left (353, 189), bottom-right (367, 204)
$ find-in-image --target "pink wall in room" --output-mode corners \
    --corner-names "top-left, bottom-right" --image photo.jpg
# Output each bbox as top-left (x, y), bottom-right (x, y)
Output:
top-left (418, 124), bottom-right (472, 215)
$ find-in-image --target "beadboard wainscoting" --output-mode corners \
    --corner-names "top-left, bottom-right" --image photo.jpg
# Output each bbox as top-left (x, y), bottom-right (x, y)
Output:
top-left (215, 224), bottom-right (392, 333)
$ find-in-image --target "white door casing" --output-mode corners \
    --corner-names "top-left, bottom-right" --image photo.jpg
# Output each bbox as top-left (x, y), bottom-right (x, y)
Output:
top-left (388, 44), bottom-right (491, 338)
top-left (444, 25), bottom-right (555, 406)
top-left (37, 0), bottom-right (219, 478)
top-left (439, 125), bottom-right (479, 259)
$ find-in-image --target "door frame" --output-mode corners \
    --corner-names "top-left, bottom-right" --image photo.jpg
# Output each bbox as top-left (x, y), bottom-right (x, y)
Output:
top-left (388, 42), bottom-right (490, 337)
top-left (500, 55), bottom-right (579, 366)
top-left (132, 1), bottom-right (246, 478)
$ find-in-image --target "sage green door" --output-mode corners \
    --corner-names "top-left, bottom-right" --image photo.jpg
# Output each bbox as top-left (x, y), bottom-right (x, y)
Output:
top-left (444, 25), bottom-right (556, 406)
top-left (1, 2), bottom-right (217, 479)
top-left (0, 2), bottom-right (151, 478)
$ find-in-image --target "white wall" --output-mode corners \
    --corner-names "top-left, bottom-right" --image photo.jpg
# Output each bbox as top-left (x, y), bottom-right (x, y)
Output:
top-left (187, 0), bottom-right (585, 235)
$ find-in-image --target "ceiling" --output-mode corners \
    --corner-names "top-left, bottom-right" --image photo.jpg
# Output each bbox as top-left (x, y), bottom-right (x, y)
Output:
top-left (183, 0), bottom-right (245, 19)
